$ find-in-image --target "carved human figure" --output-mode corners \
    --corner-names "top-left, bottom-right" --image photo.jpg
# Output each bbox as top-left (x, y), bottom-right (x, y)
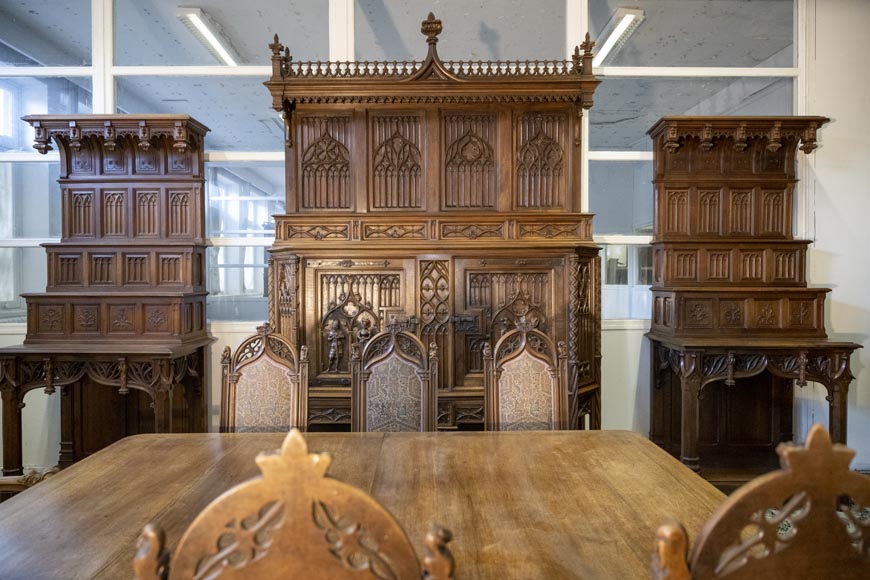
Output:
top-left (325, 320), bottom-right (345, 373)
top-left (356, 318), bottom-right (373, 347)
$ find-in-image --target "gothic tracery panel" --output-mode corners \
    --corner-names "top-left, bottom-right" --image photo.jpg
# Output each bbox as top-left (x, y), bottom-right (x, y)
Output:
top-left (370, 115), bottom-right (423, 209)
top-left (514, 113), bottom-right (567, 209)
top-left (299, 116), bottom-right (351, 209)
top-left (444, 114), bottom-right (497, 208)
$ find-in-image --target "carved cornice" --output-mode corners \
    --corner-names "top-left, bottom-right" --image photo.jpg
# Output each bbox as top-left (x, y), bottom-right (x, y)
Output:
top-left (647, 116), bottom-right (829, 155)
top-left (266, 14), bottom-right (599, 108)
top-left (23, 115), bottom-right (210, 155)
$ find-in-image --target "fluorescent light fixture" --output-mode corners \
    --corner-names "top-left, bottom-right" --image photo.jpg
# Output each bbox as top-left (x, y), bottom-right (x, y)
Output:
top-left (592, 8), bottom-right (645, 67)
top-left (177, 7), bottom-right (239, 66)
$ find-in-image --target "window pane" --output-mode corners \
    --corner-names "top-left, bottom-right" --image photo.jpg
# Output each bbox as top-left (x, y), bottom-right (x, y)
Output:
top-left (601, 244), bottom-right (652, 320)
top-left (0, 248), bottom-right (47, 323)
top-left (590, 77), bottom-right (793, 150)
top-left (589, 0), bottom-right (794, 67)
top-left (115, 77), bottom-right (281, 151)
top-left (207, 246), bottom-right (269, 321)
top-left (0, 1), bottom-right (91, 66)
top-left (0, 77), bottom-right (93, 152)
top-left (207, 163), bottom-right (285, 237)
top-left (590, 160), bottom-right (652, 235)
top-left (0, 162), bottom-right (61, 238)
top-left (356, 0), bottom-right (566, 61)
top-left (115, 0), bottom-right (328, 65)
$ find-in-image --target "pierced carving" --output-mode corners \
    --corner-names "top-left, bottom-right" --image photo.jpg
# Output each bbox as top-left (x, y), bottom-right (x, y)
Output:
top-left (285, 224), bottom-right (349, 240)
top-left (420, 261), bottom-right (450, 390)
top-left (440, 223), bottom-right (504, 239)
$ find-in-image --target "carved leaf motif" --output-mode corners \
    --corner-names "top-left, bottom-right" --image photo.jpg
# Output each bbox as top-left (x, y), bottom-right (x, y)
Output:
top-left (312, 500), bottom-right (398, 580)
top-left (446, 128), bottom-right (493, 168)
top-left (194, 500), bottom-right (285, 579)
top-left (302, 130), bottom-right (350, 175)
top-left (373, 129), bottom-right (422, 176)
top-left (517, 124), bottom-right (563, 176)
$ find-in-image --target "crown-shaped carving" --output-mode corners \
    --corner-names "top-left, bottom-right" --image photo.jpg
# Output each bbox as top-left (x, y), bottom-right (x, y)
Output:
top-left (134, 429), bottom-right (455, 579)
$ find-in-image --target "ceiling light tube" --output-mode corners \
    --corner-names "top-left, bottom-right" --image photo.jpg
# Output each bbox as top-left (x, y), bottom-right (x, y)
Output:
top-left (178, 7), bottom-right (239, 66)
top-left (593, 8), bottom-right (645, 67)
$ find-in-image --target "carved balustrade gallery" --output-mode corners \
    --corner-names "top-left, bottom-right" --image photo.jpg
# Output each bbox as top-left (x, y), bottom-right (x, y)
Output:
top-left (264, 14), bottom-right (603, 431)
top-left (0, 115), bottom-right (212, 475)
top-left (646, 117), bottom-right (861, 481)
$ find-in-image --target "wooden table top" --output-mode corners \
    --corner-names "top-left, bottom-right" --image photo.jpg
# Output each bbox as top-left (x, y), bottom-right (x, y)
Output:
top-left (0, 430), bottom-right (725, 580)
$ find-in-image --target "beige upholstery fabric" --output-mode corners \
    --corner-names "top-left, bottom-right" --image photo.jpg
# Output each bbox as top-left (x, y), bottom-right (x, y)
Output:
top-left (366, 354), bottom-right (422, 432)
top-left (234, 356), bottom-right (296, 432)
top-left (498, 351), bottom-right (553, 430)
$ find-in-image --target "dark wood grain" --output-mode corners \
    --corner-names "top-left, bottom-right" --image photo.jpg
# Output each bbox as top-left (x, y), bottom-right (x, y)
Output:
top-left (645, 116), bottom-right (861, 481)
top-left (0, 430), bottom-right (724, 579)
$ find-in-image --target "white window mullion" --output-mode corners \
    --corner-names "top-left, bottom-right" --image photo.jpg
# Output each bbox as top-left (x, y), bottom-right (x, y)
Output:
top-left (91, 0), bottom-right (115, 113)
top-left (329, 0), bottom-right (355, 62)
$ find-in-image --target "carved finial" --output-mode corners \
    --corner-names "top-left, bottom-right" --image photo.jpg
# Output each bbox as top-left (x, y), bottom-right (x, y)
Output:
top-left (138, 122), bottom-right (151, 151)
top-left (281, 46), bottom-right (292, 77)
top-left (482, 342), bottom-right (492, 359)
top-left (256, 428), bottom-right (332, 481)
top-left (580, 32), bottom-right (595, 75)
top-left (778, 423), bottom-right (855, 474)
top-left (269, 33), bottom-right (283, 56)
top-left (221, 346), bottom-right (231, 365)
top-left (103, 121), bottom-right (116, 151)
top-left (650, 521), bottom-right (690, 580)
top-left (557, 341), bottom-right (568, 359)
top-left (699, 124), bottom-right (714, 152)
top-left (350, 342), bottom-right (361, 361)
top-left (421, 12), bottom-right (443, 45)
top-left (572, 45), bottom-right (582, 73)
top-left (429, 342), bottom-right (438, 360)
top-left (732, 123), bottom-right (748, 152)
top-left (256, 321), bottom-right (274, 336)
top-left (663, 123), bottom-right (681, 153)
top-left (423, 525), bottom-right (456, 580)
top-left (133, 524), bottom-right (170, 580)
top-left (299, 344), bottom-right (309, 362)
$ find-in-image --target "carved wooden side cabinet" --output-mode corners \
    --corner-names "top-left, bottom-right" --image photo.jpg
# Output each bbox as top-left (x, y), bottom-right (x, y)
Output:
top-left (265, 14), bottom-right (602, 430)
top-left (646, 116), bottom-right (861, 485)
top-left (0, 115), bottom-right (212, 475)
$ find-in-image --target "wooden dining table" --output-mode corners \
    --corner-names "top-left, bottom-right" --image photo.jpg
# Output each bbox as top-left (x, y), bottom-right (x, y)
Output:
top-left (0, 430), bottom-right (725, 579)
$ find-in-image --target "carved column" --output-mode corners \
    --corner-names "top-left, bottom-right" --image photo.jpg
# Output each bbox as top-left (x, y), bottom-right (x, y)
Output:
top-left (1, 378), bottom-right (23, 476)
top-left (677, 351), bottom-right (703, 472)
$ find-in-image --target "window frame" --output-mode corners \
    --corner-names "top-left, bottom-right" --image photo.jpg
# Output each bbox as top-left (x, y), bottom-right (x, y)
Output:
top-left (0, 0), bottom-right (807, 323)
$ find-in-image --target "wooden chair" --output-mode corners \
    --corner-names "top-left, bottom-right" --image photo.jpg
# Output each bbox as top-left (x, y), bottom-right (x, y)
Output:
top-left (652, 424), bottom-right (870, 580)
top-left (133, 429), bottom-right (455, 579)
top-left (220, 323), bottom-right (309, 432)
top-left (0, 468), bottom-right (58, 498)
top-left (350, 319), bottom-right (438, 432)
top-left (483, 317), bottom-right (569, 430)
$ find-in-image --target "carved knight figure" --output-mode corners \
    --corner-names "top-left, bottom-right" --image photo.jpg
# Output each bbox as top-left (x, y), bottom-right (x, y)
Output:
top-left (356, 318), bottom-right (373, 347)
top-left (325, 320), bottom-right (345, 373)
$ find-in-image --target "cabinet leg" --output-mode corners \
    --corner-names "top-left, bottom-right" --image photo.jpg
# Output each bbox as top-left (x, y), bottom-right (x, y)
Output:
top-left (680, 374), bottom-right (701, 472)
top-left (829, 377), bottom-right (850, 444)
top-left (152, 386), bottom-right (173, 434)
top-left (2, 386), bottom-right (23, 476)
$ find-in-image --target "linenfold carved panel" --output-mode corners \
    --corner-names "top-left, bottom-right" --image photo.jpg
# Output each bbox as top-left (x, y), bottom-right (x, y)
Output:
top-left (444, 114), bottom-right (497, 208)
top-left (299, 115), bottom-right (351, 209)
top-left (370, 115), bottom-right (424, 209)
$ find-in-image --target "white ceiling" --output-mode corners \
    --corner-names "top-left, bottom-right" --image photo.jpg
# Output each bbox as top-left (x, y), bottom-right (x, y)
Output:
top-left (1, 0), bottom-right (797, 152)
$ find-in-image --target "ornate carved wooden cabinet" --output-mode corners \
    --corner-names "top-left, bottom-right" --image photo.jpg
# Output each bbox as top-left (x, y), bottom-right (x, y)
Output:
top-left (0, 115), bottom-right (211, 474)
top-left (646, 116), bottom-right (860, 483)
top-left (265, 15), bottom-right (602, 430)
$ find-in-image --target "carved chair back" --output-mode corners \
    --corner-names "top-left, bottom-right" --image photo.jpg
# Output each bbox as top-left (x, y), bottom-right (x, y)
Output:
top-left (483, 318), bottom-right (569, 430)
top-left (0, 468), bottom-right (58, 499)
top-left (350, 320), bottom-right (438, 432)
top-left (220, 323), bottom-right (309, 432)
top-left (133, 429), bottom-right (455, 579)
top-left (652, 424), bottom-right (870, 580)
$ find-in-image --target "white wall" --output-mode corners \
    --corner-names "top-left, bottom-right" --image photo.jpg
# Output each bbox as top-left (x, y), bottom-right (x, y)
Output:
top-left (797, 0), bottom-right (870, 467)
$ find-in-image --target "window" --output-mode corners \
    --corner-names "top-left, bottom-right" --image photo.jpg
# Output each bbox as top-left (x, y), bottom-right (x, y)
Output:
top-left (0, 0), bottom-right (802, 325)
